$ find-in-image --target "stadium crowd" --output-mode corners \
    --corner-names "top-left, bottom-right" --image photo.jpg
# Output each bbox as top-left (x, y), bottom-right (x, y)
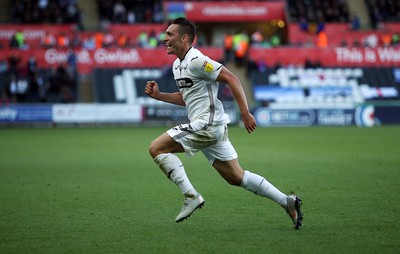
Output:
top-left (97, 0), bottom-right (164, 27)
top-left (11, 0), bottom-right (84, 30)
top-left (287, 0), bottom-right (351, 23)
top-left (1, 0), bottom-right (399, 105)
top-left (0, 53), bottom-right (78, 105)
top-left (365, 0), bottom-right (400, 28)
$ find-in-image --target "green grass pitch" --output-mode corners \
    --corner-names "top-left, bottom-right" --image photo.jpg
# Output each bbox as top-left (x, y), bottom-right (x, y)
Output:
top-left (0, 126), bottom-right (399, 254)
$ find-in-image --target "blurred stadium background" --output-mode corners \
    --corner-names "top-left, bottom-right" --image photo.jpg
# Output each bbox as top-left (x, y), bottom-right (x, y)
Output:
top-left (1, 2), bottom-right (400, 253)
top-left (0, 0), bottom-right (399, 127)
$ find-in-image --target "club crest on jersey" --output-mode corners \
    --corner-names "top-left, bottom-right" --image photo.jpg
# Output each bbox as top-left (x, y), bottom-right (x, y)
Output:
top-left (201, 61), bottom-right (214, 73)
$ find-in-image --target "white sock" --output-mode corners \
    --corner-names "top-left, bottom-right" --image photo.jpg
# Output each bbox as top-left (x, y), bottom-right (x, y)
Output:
top-left (154, 153), bottom-right (197, 197)
top-left (241, 170), bottom-right (287, 206)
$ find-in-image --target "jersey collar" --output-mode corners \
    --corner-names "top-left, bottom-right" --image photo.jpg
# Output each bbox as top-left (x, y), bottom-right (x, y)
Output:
top-left (179, 47), bottom-right (193, 62)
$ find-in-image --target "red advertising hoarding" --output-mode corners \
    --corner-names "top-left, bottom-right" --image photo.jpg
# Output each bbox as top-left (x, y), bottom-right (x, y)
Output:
top-left (2, 47), bottom-right (224, 74)
top-left (0, 24), bottom-right (76, 47)
top-left (249, 47), bottom-right (400, 67)
top-left (106, 24), bottom-right (166, 41)
top-left (164, 1), bottom-right (286, 22)
top-left (0, 24), bottom-right (167, 49)
top-left (3, 46), bottom-right (399, 75)
top-left (289, 23), bottom-right (400, 47)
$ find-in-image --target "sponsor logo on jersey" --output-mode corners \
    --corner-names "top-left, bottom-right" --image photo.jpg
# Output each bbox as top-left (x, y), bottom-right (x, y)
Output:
top-left (176, 78), bottom-right (194, 88)
top-left (201, 61), bottom-right (214, 72)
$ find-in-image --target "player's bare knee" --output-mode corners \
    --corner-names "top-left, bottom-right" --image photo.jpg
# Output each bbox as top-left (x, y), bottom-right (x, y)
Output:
top-left (224, 175), bottom-right (242, 186)
top-left (148, 141), bottom-right (159, 158)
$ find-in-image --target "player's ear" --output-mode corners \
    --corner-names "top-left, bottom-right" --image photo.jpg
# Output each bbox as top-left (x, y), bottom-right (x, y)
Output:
top-left (182, 34), bottom-right (189, 43)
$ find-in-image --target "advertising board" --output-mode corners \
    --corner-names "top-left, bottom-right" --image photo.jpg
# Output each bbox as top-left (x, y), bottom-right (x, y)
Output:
top-left (0, 105), bottom-right (52, 123)
top-left (52, 104), bottom-right (142, 123)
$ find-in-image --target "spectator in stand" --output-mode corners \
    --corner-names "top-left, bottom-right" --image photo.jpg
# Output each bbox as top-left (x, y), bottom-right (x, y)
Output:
top-left (137, 30), bottom-right (148, 47)
top-left (127, 8), bottom-right (136, 24)
top-left (7, 55), bottom-right (21, 77)
top-left (28, 72), bottom-right (42, 103)
top-left (0, 58), bottom-right (8, 104)
top-left (41, 32), bottom-right (56, 48)
top-left (113, 0), bottom-right (126, 23)
top-left (251, 30), bottom-right (264, 47)
top-left (148, 30), bottom-right (159, 48)
top-left (70, 32), bottom-right (82, 48)
top-left (392, 32), bottom-right (400, 46)
top-left (233, 31), bottom-right (249, 67)
top-left (352, 38), bottom-right (362, 47)
top-left (153, 0), bottom-right (164, 23)
top-left (66, 2), bottom-right (80, 23)
top-left (15, 31), bottom-right (25, 49)
top-left (83, 33), bottom-right (96, 50)
top-left (38, 0), bottom-right (49, 13)
top-left (224, 33), bottom-right (233, 63)
top-left (8, 75), bottom-right (18, 103)
top-left (46, 65), bottom-right (76, 103)
top-left (37, 75), bottom-right (47, 103)
top-left (67, 50), bottom-right (78, 77)
top-left (340, 39), bottom-right (349, 47)
top-left (117, 32), bottom-right (129, 47)
top-left (94, 32), bottom-right (104, 49)
top-left (0, 59), bottom-right (8, 74)
top-left (364, 33), bottom-right (379, 47)
top-left (9, 75), bottom-right (29, 103)
top-left (158, 31), bottom-right (166, 47)
top-left (46, 67), bottom-right (61, 102)
top-left (9, 34), bottom-right (19, 48)
top-left (27, 55), bottom-right (37, 79)
top-left (350, 12), bottom-right (361, 30)
top-left (382, 33), bottom-right (392, 47)
top-left (256, 58), bottom-right (268, 73)
top-left (270, 34), bottom-right (281, 47)
top-left (56, 33), bottom-right (70, 49)
top-left (316, 30), bottom-right (328, 48)
top-left (304, 58), bottom-right (313, 68)
top-left (304, 58), bottom-right (321, 69)
top-left (103, 31), bottom-right (114, 48)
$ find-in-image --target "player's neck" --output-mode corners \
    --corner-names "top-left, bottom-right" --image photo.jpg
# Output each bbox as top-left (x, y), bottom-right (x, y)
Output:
top-left (177, 46), bottom-right (192, 61)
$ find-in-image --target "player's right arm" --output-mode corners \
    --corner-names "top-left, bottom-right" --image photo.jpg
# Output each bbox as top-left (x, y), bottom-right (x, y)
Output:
top-left (145, 80), bottom-right (186, 106)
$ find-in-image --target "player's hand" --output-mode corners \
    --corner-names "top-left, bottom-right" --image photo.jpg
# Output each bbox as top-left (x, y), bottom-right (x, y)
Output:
top-left (145, 81), bottom-right (160, 100)
top-left (242, 112), bottom-right (257, 133)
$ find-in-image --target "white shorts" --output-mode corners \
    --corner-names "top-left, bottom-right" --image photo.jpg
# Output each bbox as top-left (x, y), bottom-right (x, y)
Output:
top-left (167, 123), bottom-right (238, 165)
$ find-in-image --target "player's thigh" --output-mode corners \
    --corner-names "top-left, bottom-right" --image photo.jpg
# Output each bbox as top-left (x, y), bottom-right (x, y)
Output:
top-left (149, 132), bottom-right (185, 158)
top-left (201, 132), bottom-right (237, 164)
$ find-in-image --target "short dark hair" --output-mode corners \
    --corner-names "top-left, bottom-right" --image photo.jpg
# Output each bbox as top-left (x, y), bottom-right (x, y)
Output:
top-left (172, 17), bottom-right (196, 44)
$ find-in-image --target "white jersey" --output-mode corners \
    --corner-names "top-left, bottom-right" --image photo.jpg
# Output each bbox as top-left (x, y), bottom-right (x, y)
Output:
top-left (172, 47), bottom-right (230, 130)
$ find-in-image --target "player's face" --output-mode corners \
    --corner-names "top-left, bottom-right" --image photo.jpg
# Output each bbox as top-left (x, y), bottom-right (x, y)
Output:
top-left (164, 24), bottom-right (184, 56)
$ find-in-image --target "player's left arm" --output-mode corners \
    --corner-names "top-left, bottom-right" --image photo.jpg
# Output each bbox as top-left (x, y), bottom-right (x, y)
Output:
top-left (216, 67), bottom-right (256, 133)
top-left (145, 80), bottom-right (185, 106)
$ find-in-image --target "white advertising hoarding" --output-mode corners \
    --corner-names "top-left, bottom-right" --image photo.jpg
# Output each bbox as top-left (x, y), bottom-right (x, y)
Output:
top-left (52, 104), bottom-right (142, 123)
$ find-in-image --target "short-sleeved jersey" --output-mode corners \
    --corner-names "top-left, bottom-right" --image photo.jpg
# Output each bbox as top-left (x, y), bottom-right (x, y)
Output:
top-left (172, 47), bottom-right (230, 130)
